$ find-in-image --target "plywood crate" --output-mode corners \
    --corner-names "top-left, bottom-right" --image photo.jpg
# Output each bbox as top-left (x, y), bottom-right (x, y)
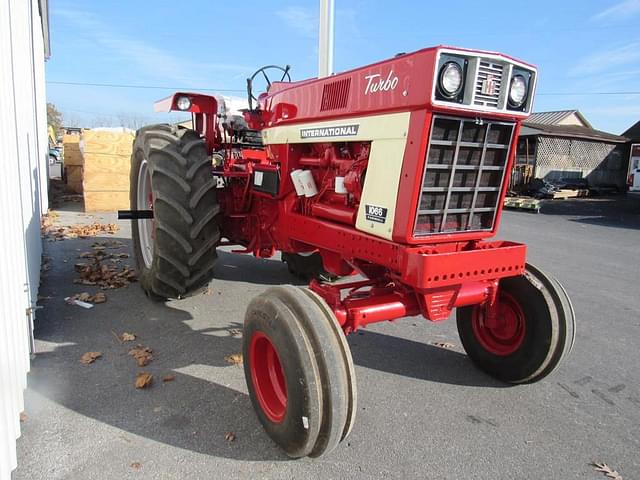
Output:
top-left (66, 165), bottom-right (83, 193)
top-left (63, 134), bottom-right (83, 166)
top-left (81, 130), bottom-right (135, 212)
top-left (83, 191), bottom-right (130, 212)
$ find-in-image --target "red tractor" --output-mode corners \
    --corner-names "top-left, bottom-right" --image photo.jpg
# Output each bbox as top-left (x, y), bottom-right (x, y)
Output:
top-left (126, 46), bottom-right (575, 458)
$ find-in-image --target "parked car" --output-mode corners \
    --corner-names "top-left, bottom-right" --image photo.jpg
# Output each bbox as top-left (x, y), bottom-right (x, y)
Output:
top-left (48, 145), bottom-right (63, 179)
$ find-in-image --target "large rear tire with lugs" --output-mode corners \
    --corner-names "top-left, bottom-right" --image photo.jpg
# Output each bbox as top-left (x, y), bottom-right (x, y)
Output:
top-left (130, 124), bottom-right (220, 300)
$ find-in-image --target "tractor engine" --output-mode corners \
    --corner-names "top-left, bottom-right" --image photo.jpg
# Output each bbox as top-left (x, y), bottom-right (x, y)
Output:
top-left (129, 45), bottom-right (575, 460)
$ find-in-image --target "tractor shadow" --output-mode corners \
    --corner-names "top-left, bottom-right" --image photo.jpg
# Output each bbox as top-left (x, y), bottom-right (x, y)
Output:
top-left (213, 249), bottom-right (306, 286)
top-left (29, 234), bottom-right (289, 462)
top-left (348, 329), bottom-right (507, 388)
top-left (29, 227), bottom-right (502, 465)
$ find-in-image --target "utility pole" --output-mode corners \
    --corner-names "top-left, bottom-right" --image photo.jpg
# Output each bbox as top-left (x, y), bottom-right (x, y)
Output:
top-left (318, 0), bottom-right (335, 77)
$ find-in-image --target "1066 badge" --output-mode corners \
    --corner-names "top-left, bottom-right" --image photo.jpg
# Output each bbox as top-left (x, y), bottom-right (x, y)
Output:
top-left (365, 204), bottom-right (388, 223)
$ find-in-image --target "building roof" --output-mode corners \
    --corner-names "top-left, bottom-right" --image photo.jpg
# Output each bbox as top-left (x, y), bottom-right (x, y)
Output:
top-left (622, 120), bottom-right (640, 142)
top-left (527, 110), bottom-right (592, 128)
top-left (38, 0), bottom-right (51, 59)
top-left (520, 122), bottom-right (628, 144)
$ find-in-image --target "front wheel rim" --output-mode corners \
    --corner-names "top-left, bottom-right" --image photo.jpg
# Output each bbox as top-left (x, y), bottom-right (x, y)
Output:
top-left (471, 291), bottom-right (526, 356)
top-left (250, 332), bottom-right (288, 423)
top-left (136, 159), bottom-right (154, 269)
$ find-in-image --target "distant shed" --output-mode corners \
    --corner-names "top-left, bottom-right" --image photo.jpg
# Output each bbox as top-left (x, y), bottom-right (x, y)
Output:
top-left (514, 110), bottom-right (629, 189)
top-left (527, 109), bottom-right (593, 128)
top-left (623, 120), bottom-right (640, 142)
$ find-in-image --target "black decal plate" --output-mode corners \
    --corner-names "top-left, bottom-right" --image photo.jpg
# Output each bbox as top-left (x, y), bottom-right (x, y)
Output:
top-left (365, 204), bottom-right (387, 223)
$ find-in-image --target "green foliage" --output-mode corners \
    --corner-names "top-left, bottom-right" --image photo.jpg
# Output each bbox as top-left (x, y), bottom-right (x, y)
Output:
top-left (47, 102), bottom-right (63, 135)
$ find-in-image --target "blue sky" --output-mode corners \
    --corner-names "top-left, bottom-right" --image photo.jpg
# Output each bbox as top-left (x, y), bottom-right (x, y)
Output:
top-left (46, 0), bottom-right (640, 134)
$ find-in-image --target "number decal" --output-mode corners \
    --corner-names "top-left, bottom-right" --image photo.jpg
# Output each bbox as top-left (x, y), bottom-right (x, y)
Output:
top-left (365, 204), bottom-right (388, 224)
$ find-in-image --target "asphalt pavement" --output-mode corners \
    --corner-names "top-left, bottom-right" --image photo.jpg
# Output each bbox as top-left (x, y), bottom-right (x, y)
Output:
top-left (13, 196), bottom-right (640, 479)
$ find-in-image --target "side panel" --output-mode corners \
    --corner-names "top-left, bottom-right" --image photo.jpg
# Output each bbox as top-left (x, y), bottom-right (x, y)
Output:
top-left (262, 112), bottom-right (411, 241)
top-left (355, 134), bottom-right (410, 239)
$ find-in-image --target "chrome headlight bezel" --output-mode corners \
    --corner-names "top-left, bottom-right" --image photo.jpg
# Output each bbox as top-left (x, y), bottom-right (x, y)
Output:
top-left (507, 69), bottom-right (532, 111)
top-left (439, 62), bottom-right (464, 98)
top-left (176, 95), bottom-right (192, 111)
top-left (435, 55), bottom-right (467, 104)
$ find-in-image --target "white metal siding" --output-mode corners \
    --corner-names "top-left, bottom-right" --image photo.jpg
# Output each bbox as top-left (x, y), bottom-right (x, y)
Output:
top-left (0, 0), bottom-right (48, 478)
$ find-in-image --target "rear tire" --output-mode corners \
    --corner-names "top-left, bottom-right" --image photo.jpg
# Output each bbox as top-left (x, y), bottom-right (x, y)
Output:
top-left (456, 264), bottom-right (575, 383)
top-left (243, 286), bottom-right (353, 458)
top-left (130, 124), bottom-right (219, 299)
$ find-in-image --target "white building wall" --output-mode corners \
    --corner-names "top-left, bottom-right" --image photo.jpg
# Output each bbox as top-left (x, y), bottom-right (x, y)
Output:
top-left (0, 1), bottom-right (48, 478)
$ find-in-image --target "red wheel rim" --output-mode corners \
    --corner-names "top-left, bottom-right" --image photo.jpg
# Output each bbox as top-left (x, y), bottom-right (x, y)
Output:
top-left (471, 292), bottom-right (526, 356)
top-left (249, 332), bottom-right (287, 423)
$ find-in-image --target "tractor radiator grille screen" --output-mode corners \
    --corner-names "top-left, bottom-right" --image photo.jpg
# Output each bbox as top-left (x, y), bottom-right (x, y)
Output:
top-left (474, 60), bottom-right (504, 108)
top-left (413, 116), bottom-right (514, 236)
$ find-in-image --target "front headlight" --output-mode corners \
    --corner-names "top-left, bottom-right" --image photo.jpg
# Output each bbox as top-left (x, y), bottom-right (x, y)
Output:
top-left (438, 62), bottom-right (464, 98)
top-left (508, 75), bottom-right (528, 108)
top-left (176, 96), bottom-right (192, 111)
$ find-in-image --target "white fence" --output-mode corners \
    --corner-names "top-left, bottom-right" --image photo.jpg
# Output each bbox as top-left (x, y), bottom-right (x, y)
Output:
top-left (0, 1), bottom-right (48, 478)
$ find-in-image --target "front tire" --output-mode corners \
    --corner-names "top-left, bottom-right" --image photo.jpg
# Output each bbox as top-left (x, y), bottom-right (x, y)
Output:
top-left (130, 124), bottom-right (220, 299)
top-left (456, 264), bottom-right (575, 383)
top-left (243, 286), bottom-right (355, 458)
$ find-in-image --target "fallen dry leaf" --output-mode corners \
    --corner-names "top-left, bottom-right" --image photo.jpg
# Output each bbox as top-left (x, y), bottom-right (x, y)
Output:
top-left (77, 292), bottom-right (91, 302)
top-left (228, 329), bottom-right (242, 338)
top-left (80, 351), bottom-right (102, 364)
top-left (19, 412), bottom-right (27, 422)
top-left (129, 345), bottom-right (153, 366)
top-left (93, 240), bottom-right (126, 249)
top-left (74, 256), bottom-right (137, 290)
top-left (121, 332), bottom-right (136, 342)
top-left (225, 432), bottom-right (236, 442)
top-left (432, 342), bottom-right (455, 349)
top-left (162, 374), bottom-right (176, 383)
top-left (69, 291), bottom-right (107, 305)
top-left (224, 353), bottom-right (243, 365)
top-left (92, 292), bottom-right (107, 304)
top-left (130, 462), bottom-right (142, 470)
top-left (592, 462), bottom-right (623, 480)
top-left (41, 221), bottom-right (119, 241)
top-left (135, 372), bottom-right (153, 389)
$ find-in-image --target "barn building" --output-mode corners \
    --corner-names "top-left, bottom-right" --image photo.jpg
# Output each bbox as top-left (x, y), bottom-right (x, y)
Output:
top-left (514, 110), bottom-right (628, 189)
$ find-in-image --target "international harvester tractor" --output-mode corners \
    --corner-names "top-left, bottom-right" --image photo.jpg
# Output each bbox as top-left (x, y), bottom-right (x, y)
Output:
top-left (125, 46), bottom-right (575, 458)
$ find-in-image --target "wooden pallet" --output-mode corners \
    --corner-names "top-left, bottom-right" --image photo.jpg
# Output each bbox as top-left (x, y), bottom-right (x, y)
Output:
top-left (548, 189), bottom-right (589, 199)
top-left (503, 196), bottom-right (541, 213)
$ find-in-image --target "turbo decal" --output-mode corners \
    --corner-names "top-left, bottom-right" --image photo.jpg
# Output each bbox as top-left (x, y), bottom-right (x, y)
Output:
top-left (364, 70), bottom-right (399, 95)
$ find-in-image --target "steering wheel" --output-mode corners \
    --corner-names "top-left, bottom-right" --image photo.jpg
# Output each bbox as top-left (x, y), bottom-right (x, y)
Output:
top-left (247, 65), bottom-right (291, 110)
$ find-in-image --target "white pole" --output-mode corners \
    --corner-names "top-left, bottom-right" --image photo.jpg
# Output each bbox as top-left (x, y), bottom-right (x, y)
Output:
top-left (318, 0), bottom-right (334, 77)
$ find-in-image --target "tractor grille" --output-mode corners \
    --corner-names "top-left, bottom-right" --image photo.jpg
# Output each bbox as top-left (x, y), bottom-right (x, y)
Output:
top-left (474, 60), bottom-right (504, 108)
top-left (413, 116), bottom-right (514, 236)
